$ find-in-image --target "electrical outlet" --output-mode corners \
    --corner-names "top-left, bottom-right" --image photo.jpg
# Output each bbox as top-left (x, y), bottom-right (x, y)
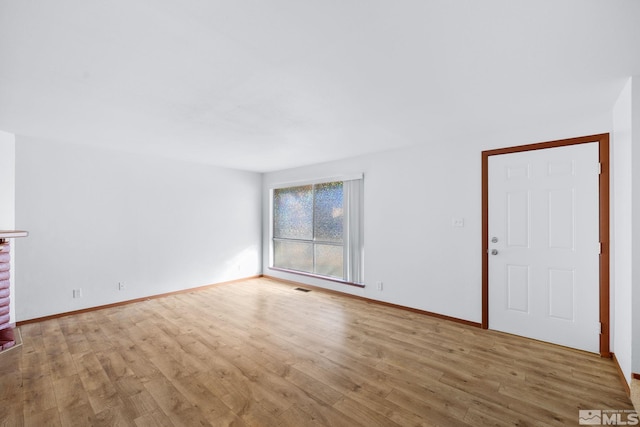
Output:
top-left (73, 289), bottom-right (82, 298)
top-left (376, 281), bottom-right (383, 291)
top-left (118, 282), bottom-right (126, 291)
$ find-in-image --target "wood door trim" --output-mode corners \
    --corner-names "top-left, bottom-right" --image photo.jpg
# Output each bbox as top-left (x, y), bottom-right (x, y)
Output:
top-left (481, 133), bottom-right (611, 357)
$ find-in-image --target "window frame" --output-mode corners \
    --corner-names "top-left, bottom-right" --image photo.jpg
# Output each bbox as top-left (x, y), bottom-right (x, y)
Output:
top-left (268, 175), bottom-right (364, 288)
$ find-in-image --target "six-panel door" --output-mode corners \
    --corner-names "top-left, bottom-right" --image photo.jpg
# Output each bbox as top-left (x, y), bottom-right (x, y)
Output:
top-left (488, 142), bottom-right (600, 353)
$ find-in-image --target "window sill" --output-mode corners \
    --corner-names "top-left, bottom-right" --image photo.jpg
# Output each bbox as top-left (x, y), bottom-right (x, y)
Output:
top-left (268, 267), bottom-right (365, 288)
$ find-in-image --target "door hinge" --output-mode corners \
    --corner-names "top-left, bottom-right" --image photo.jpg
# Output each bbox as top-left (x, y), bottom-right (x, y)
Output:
top-left (598, 162), bottom-right (602, 175)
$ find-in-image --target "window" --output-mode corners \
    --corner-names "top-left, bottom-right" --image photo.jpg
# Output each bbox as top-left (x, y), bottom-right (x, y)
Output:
top-left (271, 177), bottom-right (363, 284)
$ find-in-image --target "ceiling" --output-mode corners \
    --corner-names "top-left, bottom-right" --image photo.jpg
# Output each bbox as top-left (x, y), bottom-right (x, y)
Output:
top-left (1, 1), bottom-right (639, 172)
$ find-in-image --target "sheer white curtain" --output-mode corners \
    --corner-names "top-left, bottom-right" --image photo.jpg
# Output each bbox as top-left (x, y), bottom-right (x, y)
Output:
top-left (343, 178), bottom-right (363, 284)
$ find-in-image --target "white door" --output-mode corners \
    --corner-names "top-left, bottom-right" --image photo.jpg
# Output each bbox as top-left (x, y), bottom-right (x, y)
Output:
top-left (488, 142), bottom-right (600, 353)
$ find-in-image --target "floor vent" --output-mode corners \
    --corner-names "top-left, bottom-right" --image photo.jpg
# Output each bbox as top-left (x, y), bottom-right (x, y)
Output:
top-left (294, 288), bottom-right (311, 292)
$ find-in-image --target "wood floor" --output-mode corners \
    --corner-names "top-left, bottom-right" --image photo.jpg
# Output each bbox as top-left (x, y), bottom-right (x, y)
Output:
top-left (0, 277), bottom-right (633, 426)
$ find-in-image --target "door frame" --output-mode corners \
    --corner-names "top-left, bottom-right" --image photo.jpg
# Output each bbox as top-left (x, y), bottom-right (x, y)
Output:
top-left (481, 133), bottom-right (610, 357)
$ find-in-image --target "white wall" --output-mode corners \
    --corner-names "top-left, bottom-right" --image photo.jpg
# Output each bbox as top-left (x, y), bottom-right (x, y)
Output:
top-left (263, 113), bottom-right (612, 323)
top-left (0, 130), bottom-right (16, 324)
top-left (15, 136), bottom-right (262, 321)
top-left (264, 143), bottom-right (482, 321)
top-left (612, 77), bottom-right (633, 383)
top-left (633, 77), bottom-right (640, 377)
top-left (617, 75), bottom-right (640, 380)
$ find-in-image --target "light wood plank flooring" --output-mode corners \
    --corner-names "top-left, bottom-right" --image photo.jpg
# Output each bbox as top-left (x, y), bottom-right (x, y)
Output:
top-left (0, 277), bottom-right (633, 426)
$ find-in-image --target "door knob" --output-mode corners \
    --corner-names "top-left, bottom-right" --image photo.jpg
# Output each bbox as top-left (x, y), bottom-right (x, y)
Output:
top-left (491, 249), bottom-right (498, 255)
